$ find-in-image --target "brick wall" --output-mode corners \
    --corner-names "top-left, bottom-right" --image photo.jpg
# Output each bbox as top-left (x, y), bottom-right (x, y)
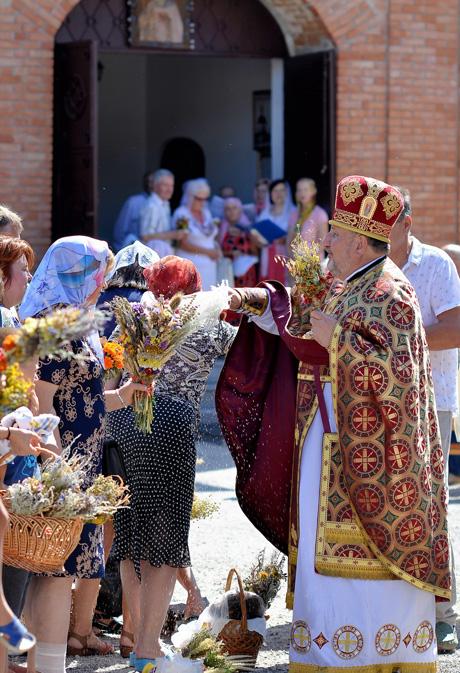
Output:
top-left (0, 0), bottom-right (458, 256)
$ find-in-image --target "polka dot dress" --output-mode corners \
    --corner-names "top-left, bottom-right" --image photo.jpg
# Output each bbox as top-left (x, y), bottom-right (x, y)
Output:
top-left (110, 394), bottom-right (195, 576)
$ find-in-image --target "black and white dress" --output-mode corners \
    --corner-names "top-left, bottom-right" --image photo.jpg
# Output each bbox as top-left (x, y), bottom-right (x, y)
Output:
top-left (110, 321), bottom-right (235, 576)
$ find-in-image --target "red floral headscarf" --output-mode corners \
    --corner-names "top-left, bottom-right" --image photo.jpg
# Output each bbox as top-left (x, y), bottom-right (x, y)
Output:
top-left (143, 255), bottom-right (202, 298)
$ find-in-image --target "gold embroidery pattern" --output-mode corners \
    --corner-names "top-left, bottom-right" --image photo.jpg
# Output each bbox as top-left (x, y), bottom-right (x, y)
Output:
top-left (375, 624), bottom-right (401, 656)
top-left (331, 210), bottom-right (392, 241)
top-left (332, 625), bottom-right (364, 659)
top-left (325, 261), bottom-right (450, 599)
top-left (381, 192), bottom-right (402, 220)
top-left (315, 433), bottom-right (394, 580)
top-left (291, 621), bottom-right (311, 653)
top-left (366, 179), bottom-right (385, 199)
top-left (412, 621), bottom-right (434, 654)
top-left (289, 662), bottom-right (437, 672)
top-left (340, 180), bottom-right (364, 205)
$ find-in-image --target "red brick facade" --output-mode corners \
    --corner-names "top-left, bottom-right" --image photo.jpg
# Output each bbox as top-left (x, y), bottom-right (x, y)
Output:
top-left (0, 0), bottom-right (459, 255)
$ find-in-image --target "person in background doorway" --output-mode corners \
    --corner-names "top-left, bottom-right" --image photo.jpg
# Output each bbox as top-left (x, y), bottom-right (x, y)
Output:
top-left (139, 169), bottom-right (187, 257)
top-left (210, 185), bottom-right (236, 219)
top-left (173, 179), bottom-right (221, 290)
top-left (390, 189), bottom-right (460, 653)
top-left (219, 198), bottom-right (260, 287)
top-left (286, 178), bottom-right (329, 254)
top-left (0, 206), bottom-right (23, 239)
top-left (256, 179), bottom-right (295, 283)
top-left (243, 178), bottom-right (270, 223)
top-left (112, 172), bottom-right (156, 252)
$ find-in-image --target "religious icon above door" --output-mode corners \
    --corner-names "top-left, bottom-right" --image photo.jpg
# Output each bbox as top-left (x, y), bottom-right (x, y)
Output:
top-left (130, 0), bottom-right (191, 48)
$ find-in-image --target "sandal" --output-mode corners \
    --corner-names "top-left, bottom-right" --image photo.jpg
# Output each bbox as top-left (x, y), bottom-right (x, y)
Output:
top-left (0, 616), bottom-right (36, 655)
top-left (67, 631), bottom-right (114, 656)
top-left (119, 629), bottom-right (134, 659)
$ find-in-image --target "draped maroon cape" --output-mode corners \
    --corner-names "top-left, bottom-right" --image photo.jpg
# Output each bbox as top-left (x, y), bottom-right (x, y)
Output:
top-left (215, 282), bottom-right (328, 554)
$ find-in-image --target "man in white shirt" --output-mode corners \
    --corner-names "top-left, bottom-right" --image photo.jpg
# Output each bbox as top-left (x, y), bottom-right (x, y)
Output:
top-left (139, 169), bottom-right (186, 256)
top-left (112, 171), bottom-right (156, 252)
top-left (390, 187), bottom-right (460, 653)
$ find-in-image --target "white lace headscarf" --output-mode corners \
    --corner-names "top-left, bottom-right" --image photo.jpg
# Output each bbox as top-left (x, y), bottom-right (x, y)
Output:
top-left (19, 236), bottom-right (111, 363)
top-left (106, 241), bottom-right (159, 281)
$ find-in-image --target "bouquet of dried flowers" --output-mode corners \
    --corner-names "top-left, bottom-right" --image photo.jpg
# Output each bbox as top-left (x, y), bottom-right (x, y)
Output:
top-left (0, 306), bottom-right (107, 368)
top-left (277, 234), bottom-right (330, 336)
top-left (182, 629), bottom-right (236, 673)
top-left (111, 287), bottom-right (228, 433)
top-left (6, 449), bottom-right (129, 522)
top-left (191, 494), bottom-right (219, 521)
top-left (102, 339), bottom-right (124, 379)
top-left (243, 550), bottom-right (286, 609)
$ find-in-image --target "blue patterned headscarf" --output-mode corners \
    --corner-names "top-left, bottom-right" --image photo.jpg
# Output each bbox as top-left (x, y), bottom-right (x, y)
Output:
top-left (19, 236), bottom-right (110, 320)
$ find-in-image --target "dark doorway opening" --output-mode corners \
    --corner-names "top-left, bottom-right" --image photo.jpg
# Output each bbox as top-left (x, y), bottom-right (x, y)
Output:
top-left (52, 0), bottom-right (336, 246)
top-left (161, 137), bottom-right (206, 211)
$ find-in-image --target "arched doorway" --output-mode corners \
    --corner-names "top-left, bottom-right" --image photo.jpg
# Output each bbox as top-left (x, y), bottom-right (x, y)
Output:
top-left (161, 138), bottom-right (206, 211)
top-left (53, 0), bottom-right (335, 245)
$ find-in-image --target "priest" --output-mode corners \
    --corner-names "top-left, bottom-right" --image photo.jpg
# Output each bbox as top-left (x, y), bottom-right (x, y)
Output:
top-left (216, 175), bottom-right (450, 672)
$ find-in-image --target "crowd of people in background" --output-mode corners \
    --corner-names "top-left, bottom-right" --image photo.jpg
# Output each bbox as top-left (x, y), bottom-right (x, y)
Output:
top-left (112, 170), bottom-right (329, 290)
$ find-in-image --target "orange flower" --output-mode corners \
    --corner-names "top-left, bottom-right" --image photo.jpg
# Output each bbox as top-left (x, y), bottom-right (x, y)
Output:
top-left (0, 350), bottom-right (7, 371)
top-left (103, 341), bottom-right (124, 371)
top-left (2, 334), bottom-right (18, 352)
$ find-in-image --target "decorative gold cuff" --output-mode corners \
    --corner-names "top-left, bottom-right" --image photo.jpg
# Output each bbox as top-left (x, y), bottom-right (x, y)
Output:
top-left (236, 288), bottom-right (269, 316)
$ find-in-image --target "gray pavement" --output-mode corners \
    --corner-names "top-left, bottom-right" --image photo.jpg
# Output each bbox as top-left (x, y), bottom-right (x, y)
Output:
top-left (67, 362), bottom-right (460, 671)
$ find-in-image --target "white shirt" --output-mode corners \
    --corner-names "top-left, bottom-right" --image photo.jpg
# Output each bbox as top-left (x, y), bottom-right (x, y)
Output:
top-left (402, 236), bottom-right (460, 413)
top-left (139, 193), bottom-right (174, 257)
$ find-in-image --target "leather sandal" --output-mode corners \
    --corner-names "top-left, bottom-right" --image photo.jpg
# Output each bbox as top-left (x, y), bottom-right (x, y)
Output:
top-left (119, 629), bottom-right (134, 659)
top-left (67, 631), bottom-right (113, 656)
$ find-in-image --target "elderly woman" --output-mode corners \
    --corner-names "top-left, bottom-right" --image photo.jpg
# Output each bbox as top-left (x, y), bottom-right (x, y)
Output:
top-left (219, 197), bottom-right (260, 287)
top-left (109, 256), bottom-right (236, 673)
top-left (286, 177), bottom-right (329, 252)
top-left (173, 178), bottom-right (221, 289)
top-left (18, 236), bottom-right (146, 673)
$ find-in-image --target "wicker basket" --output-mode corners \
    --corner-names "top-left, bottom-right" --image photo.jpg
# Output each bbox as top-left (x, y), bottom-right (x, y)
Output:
top-left (3, 510), bottom-right (83, 574)
top-left (218, 568), bottom-right (264, 671)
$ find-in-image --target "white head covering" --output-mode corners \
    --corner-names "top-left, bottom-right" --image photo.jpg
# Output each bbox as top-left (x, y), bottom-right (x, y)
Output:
top-left (180, 178), bottom-right (211, 208)
top-left (106, 241), bottom-right (159, 281)
top-left (19, 236), bottom-right (111, 363)
top-left (258, 180), bottom-right (294, 232)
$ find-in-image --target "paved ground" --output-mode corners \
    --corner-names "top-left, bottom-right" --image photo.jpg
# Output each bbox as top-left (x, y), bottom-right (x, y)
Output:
top-left (67, 362), bottom-right (460, 672)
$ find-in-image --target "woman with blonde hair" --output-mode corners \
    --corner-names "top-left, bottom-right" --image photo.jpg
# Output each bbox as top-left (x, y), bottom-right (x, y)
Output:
top-left (286, 178), bottom-right (329, 252)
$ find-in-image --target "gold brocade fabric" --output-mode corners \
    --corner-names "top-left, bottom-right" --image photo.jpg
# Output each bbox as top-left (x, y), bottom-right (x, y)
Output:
top-left (288, 258), bottom-right (451, 602)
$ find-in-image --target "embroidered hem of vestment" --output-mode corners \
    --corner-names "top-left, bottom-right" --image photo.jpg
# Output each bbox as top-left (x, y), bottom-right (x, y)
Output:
top-left (289, 661), bottom-right (437, 672)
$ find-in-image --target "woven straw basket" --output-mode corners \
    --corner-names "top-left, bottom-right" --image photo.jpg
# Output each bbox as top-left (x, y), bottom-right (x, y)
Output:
top-left (3, 510), bottom-right (83, 574)
top-left (218, 568), bottom-right (264, 671)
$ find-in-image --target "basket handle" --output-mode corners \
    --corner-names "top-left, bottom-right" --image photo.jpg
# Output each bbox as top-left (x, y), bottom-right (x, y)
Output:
top-left (224, 567), bottom-right (248, 632)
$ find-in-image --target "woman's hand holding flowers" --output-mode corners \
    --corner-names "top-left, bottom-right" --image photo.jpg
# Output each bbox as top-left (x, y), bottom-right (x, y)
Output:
top-left (108, 379), bottom-right (151, 411)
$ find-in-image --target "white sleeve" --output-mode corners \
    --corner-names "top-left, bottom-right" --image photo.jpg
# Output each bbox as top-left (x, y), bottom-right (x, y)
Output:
top-left (431, 254), bottom-right (460, 317)
top-left (140, 204), bottom-right (159, 237)
top-left (247, 294), bottom-right (279, 335)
